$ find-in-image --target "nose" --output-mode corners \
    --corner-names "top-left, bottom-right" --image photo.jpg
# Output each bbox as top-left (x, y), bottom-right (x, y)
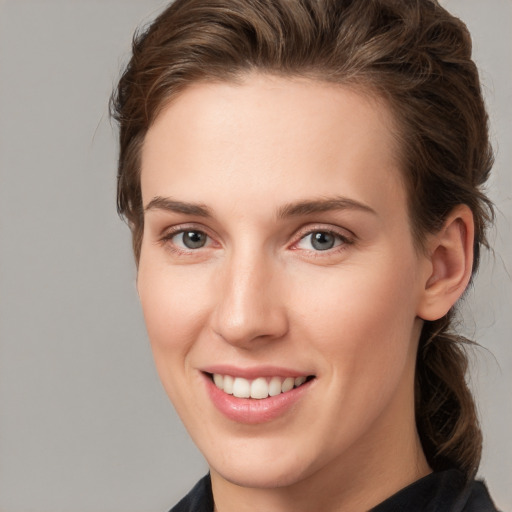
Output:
top-left (211, 250), bottom-right (289, 348)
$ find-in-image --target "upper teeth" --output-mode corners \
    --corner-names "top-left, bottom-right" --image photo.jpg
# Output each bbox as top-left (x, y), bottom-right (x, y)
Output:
top-left (212, 374), bottom-right (307, 399)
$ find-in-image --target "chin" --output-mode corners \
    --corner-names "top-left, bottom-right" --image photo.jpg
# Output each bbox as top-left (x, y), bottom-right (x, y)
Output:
top-left (213, 460), bottom-right (312, 490)
top-left (205, 439), bottom-right (323, 490)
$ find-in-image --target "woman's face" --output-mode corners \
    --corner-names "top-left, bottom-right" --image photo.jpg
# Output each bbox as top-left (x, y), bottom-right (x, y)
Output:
top-left (138, 75), bottom-right (431, 490)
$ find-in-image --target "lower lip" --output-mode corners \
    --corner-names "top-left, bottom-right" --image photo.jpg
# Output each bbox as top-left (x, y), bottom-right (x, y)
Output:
top-left (203, 374), bottom-right (313, 424)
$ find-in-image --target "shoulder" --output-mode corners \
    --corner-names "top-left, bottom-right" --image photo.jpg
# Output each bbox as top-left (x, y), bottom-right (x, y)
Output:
top-left (168, 474), bottom-right (213, 512)
top-left (371, 469), bottom-right (500, 512)
top-left (459, 479), bottom-right (500, 512)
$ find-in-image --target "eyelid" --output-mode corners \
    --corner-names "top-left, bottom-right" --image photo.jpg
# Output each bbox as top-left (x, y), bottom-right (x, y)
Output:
top-left (160, 222), bottom-right (214, 238)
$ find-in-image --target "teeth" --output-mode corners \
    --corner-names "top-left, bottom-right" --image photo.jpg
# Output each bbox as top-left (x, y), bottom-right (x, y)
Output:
top-left (233, 377), bottom-right (251, 398)
top-left (223, 375), bottom-right (234, 395)
top-left (213, 374), bottom-right (223, 388)
top-left (250, 377), bottom-right (269, 399)
top-left (295, 376), bottom-right (306, 387)
top-left (269, 376), bottom-right (282, 397)
top-left (212, 374), bottom-right (309, 399)
top-left (281, 377), bottom-right (295, 393)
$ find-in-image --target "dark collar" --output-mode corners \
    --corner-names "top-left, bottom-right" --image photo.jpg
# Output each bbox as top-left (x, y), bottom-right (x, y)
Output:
top-left (370, 469), bottom-right (498, 512)
top-left (170, 469), bottom-right (499, 512)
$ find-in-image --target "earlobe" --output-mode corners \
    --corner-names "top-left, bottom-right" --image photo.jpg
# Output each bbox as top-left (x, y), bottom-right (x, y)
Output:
top-left (417, 205), bottom-right (475, 321)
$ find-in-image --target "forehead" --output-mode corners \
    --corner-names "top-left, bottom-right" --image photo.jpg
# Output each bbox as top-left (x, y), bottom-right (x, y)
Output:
top-left (141, 74), bottom-right (406, 219)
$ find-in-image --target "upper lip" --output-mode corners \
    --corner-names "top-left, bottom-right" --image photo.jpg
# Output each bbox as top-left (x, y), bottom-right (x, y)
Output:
top-left (200, 364), bottom-right (313, 380)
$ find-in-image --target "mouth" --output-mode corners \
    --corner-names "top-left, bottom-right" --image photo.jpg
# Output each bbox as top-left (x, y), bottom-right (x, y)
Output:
top-left (202, 369), bottom-right (316, 424)
top-left (207, 373), bottom-right (315, 400)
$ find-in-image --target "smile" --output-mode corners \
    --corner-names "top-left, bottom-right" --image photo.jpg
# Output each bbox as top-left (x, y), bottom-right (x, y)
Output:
top-left (204, 370), bottom-right (316, 424)
top-left (210, 374), bottom-right (311, 399)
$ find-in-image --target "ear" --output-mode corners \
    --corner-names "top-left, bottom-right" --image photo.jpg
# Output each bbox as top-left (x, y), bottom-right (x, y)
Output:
top-left (417, 205), bottom-right (474, 321)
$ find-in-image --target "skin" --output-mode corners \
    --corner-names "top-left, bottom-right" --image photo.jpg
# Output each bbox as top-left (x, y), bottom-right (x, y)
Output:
top-left (137, 74), bottom-right (473, 512)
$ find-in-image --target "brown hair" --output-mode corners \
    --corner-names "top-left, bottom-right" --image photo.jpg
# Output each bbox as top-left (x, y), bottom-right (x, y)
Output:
top-left (111, 0), bottom-right (494, 477)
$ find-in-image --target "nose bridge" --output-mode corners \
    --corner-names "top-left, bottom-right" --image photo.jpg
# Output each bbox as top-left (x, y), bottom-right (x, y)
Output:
top-left (212, 243), bottom-right (287, 346)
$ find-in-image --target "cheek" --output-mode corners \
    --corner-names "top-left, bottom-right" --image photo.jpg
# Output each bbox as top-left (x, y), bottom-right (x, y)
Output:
top-left (290, 259), bottom-right (421, 441)
top-left (136, 258), bottom-right (212, 371)
top-left (290, 255), bottom-right (421, 376)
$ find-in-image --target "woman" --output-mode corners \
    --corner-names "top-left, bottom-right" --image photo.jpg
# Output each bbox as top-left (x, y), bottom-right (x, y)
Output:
top-left (111, 0), bottom-right (500, 510)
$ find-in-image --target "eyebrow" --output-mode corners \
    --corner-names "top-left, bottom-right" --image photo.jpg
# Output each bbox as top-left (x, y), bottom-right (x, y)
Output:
top-left (277, 197), bottom-right (377, 218)
top-left (144, 196), bottom-right (212, 217)
top-left (144, 195), bottom-right (376, 219)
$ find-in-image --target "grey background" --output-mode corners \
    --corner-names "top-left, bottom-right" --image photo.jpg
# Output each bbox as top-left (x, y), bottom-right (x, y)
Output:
top-left (0, 1), bottom-right (510, 511)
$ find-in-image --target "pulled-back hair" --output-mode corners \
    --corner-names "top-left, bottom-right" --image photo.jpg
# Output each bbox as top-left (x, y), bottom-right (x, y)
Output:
top-left (111, 0), bottom-right (494, 477)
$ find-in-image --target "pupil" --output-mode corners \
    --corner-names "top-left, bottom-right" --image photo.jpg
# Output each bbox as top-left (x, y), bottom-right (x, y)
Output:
top-left (183, 231), bottom-right (206, 249)
top-left (311, 232), bottom-right (335, 251)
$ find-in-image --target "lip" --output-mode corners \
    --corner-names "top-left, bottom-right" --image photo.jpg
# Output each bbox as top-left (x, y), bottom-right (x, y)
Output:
top-left (201, 369), bottom-right (314, 424)
top-left (201, 364), bottom-right (311, 380)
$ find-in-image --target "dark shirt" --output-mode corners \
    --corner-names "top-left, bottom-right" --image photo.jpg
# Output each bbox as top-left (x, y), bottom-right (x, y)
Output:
top-left (169, 470), bottom-right (499, 512)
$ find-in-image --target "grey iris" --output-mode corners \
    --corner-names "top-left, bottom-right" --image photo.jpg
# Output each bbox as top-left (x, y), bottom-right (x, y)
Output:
top-left (183, 231), bottom-right (206, 249)
top-left (311, 232), bottom-right (335, 250)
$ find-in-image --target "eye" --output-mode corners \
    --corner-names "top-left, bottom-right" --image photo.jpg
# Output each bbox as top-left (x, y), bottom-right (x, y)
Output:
top-left (296, 230), bottom-right (345, 251)
top-left (171, 230), bottom-right (209, 250)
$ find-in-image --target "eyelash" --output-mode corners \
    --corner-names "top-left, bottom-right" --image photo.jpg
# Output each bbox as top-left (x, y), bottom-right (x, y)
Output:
top-left (158, 225), bottom-right (217, 255)
top-left (158, 224), bottom-right (354, 256)
top-left (291, 227), bottom-right (354, 255)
